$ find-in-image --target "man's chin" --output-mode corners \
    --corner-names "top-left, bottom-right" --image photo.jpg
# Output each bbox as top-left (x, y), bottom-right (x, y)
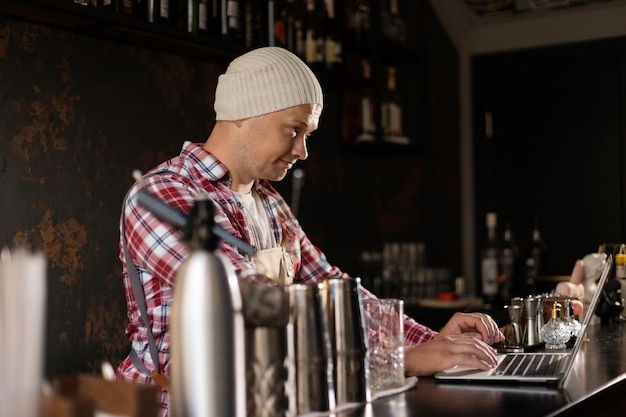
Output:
top-left (264, 171), bottom-right (288, 182)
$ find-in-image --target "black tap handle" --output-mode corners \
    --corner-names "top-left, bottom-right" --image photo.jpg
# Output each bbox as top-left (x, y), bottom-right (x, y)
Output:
top-left (135, 186), bottom-right (257, 257)
top-left (137, 190), bottom-right (188, 230)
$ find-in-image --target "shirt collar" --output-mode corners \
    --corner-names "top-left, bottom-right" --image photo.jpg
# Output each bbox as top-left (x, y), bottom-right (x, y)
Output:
top-left (181, 141), bottom-right (232, 187)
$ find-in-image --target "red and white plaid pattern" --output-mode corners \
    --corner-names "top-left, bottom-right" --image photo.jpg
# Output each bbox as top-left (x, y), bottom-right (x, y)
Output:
top-left (115, 141), bottom-right (437, 416)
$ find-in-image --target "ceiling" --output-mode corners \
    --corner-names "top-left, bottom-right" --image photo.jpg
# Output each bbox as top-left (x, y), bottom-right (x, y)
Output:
top-left (463, 0), bottom-right (617, 17)
top-left (432, 0), bottom-right (626, 55)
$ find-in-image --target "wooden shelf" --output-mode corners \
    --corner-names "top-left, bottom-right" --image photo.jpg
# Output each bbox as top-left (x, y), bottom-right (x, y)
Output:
top-left (1, 0), bottom-right (425, 155)
top-left (0, 0), bottom-right (366, 84)
top-left (340, 137), bottom-right (426, 155)
top-left (0, 0), bottom-right (244, 64)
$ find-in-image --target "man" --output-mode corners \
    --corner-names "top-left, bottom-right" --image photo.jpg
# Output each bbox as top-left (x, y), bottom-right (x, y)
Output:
top-left (116, 47), bottom-right (504, 417)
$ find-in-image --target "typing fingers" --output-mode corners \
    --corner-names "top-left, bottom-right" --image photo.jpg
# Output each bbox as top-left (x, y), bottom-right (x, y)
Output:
top-left (440, 335), bottom-right (499, 369)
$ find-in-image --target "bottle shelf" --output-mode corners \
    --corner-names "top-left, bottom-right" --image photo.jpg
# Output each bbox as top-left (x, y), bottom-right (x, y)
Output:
top-left (1, 0), bottom-right (424, 153)
top-left (339, 0), bottom-right (423, 153)
top-left (340, 137), bottom-right (424, 153)
top-left (0, 0), bottom-right (244, 64)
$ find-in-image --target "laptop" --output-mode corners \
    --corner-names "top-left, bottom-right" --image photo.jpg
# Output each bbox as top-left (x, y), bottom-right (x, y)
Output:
top-left (435, 254), bottom-right (613, 386)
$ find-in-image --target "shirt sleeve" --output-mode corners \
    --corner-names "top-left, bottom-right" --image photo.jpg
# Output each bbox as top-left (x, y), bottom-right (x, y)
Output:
top-left (123, 174), bottom-right (197, 288)
top-left (358, 282), bottom-right (438, 345)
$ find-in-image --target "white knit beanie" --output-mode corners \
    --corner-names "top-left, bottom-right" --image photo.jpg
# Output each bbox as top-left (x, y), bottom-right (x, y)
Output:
top-left (214, 47), bottom-right (324, 121)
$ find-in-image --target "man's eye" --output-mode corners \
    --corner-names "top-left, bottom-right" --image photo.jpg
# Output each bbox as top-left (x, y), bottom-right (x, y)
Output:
top-left (291, 127), bottom-right (312, 140)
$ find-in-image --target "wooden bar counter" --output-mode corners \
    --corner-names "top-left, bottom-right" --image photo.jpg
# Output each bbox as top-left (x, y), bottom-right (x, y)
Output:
top-left (338, 322), bottom-right (626, 416)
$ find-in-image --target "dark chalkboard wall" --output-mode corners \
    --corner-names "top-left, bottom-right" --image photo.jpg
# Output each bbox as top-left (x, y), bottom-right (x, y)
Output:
top-left (0, 1), bottom-right (461, 379)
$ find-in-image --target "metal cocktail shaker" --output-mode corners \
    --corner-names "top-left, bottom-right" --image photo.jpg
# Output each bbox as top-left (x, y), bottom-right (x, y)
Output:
top-left (239, 278), bottom-right (290, 417)
top-left (523, 296), bottom-right (541, 346)
top-left (504, 304), bottom-right (523, 346)
top-left (320, 278), bottom-right (371, 405)
top-left (286, 283), bottom-right (336, 415)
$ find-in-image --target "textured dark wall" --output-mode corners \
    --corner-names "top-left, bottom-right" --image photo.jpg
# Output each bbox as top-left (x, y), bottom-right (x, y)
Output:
top-left (0, 16), bottom-right (223, 377)
top-left (0, 1), bottom-right (459, 379)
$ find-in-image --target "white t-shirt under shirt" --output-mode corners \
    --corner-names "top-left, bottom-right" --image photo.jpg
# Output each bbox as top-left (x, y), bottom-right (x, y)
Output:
top-left (234, 190), bottom-right (276, 250)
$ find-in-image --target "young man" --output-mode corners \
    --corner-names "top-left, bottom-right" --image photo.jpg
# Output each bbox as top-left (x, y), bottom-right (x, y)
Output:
top-left (116, 47), bottom-right (504, 417)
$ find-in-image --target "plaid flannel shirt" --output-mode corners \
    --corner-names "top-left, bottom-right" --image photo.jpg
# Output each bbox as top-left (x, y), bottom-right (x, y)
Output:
top-left (115, 141), bottom-right (437, 417)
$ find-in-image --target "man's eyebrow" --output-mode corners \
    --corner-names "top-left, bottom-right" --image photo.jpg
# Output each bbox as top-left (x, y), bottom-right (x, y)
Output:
top-left (288, 119), bottom-right (311, 130)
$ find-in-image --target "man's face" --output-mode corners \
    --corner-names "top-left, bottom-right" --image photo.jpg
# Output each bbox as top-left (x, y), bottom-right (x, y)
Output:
top-left (235, 103), bottom-right (322, 183)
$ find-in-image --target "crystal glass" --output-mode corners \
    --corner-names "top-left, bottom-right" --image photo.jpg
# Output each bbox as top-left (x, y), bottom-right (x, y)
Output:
top-left (363, 298), bottom-right (405, 393)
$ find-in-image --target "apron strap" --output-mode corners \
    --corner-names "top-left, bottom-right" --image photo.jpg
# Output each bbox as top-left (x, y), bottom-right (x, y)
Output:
top-left (121, 169), bottom-right (176, 389)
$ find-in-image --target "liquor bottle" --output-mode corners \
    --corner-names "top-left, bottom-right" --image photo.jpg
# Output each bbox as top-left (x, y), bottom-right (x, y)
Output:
top-left (243, 0), bottom-right (254, 47)
top-left (381, 66), bottom-right (408, 144)
top-left (90, 0), bottom-right (111, 10)
top-left (147, 0), bottom-right (173, 24)
top-left (243, 0), bottom-right (268, 48)
top-left (381, 0), bottom-right (407, 44)
top-left (323, 0), bottom-right (342, 68)
top-left (176, 0), bottom-right (188, 30)
top-left (186, 0), bottom-right (209, 34)
top-left (198, 0), bottom-right (209, 33)
top-left (499, 222), bottom-right (517, 301)
top-left (161, 0), bottom-right (175, 25)
top-left (207, 0), bottom-right (222, 38)
top-left (122, 0), bottom-right (133, 15)
top-left (224, 0), bottom-right (243, 44)
top-left (380, 0), bottom-right (391, 40)
top-left (243, 0), bottom-right (252, 46)
top-left (382, 242), bottom-right (403, 298)
top-left (187, 0), bottom-right (200, 33)
top-left (615, 244), bottom-right (626, 280)
top-left (269, 0), bottom-right (281, 47)
top-left (346, 0), bottom-right (370, 43)
top-left (304, 0), bottom-right (315, 63)
top-left (481, 212), bottom-right (500, 307)
top-left (407, 242), bottom-right (426, 303)
top-left (99, 0), bottom-right (113, 10)
top-left (615, 243), bottom-right (626, 301)
top-left (356, 59), bottom-right (376, 143)
top-left (524, 221), bottom-right (546, 295)
top-left (132, 0), bottom-right (149, 19)
top-left (147, 0), bottom-right (157, 22)
top-left (286, 0), bottom-right (305, 57)
top-left (303, 0), bottom-right (323, 64)
top-left (314, 0), bottom-right (325, 64)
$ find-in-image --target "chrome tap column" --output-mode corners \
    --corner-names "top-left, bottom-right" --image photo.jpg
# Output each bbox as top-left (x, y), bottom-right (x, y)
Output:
top-left (169, 194), bottom-right (246, 417)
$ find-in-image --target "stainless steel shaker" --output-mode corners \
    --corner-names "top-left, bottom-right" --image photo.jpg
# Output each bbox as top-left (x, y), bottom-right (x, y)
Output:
top-left (286, 284), bottom-right (336, 415)
top-left (535, 294), bottom-right (545, 342)
top-left (523, 296), bottom-right (540, 346)
top-left (239, 278), bottom-right (291, 417)
top-left (504, 304), bottom-right (523, 346)
top-left (320, 278), bottom-right (371, 405)
top-left (510, 296), bottom-right (525, 342)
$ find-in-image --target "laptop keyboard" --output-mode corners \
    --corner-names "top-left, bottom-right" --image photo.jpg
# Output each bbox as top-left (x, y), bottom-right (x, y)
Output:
top-left (494, 354), bottom-right (565, 377)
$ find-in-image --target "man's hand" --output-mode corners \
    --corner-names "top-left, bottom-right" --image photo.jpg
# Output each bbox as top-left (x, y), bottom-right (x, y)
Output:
top-left (403, 312), bottom-right (504, 376)
top-left (404, 334), bottom-right (499, 376)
